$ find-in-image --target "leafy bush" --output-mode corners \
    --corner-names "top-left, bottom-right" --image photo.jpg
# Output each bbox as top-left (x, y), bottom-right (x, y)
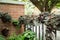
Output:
top-left (22, 30), bottom-right (36, 40)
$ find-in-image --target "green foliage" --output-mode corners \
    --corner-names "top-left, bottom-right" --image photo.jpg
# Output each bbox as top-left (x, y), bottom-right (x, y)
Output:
top-left (56, 3), bottom-right (60, 8)
top-left (22, 30), bottom-right (36, 40)
top-left (15, 35), bottom-right (23, 40)
top-left (8, 33), bottom-right (24, 40)
top-left (12, 20), bottom-right (20, 29)
top-left (8, 33), bottom-right (17, 40)
top-left (12, 20), bottom-right (19, 26)
top-left (0, 35), bottom-right (5, 40)
top-left (8, 30), bottom-right (36, 40)
top-left (8, 34), bottom-right (23, 40)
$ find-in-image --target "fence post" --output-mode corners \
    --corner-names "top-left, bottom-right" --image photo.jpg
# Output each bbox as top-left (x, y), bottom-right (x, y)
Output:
top-left (42, 23), bottom-right (44, 40)
top-left (39, 25), bottom-right (40, 40)
top-left (35, 26), bottom-right (37, 40)
top-left (55, 29), bottom-right (56, 40)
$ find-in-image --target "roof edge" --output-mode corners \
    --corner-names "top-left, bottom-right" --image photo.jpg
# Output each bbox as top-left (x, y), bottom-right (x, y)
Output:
top-left (0, 0), bottom-right (25, 5)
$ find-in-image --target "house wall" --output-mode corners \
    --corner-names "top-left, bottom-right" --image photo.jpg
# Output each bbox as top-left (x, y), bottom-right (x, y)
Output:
top-left (0, 3), bottom-right (25, 36)
top-left (0, 3), bottom-right (24, 19)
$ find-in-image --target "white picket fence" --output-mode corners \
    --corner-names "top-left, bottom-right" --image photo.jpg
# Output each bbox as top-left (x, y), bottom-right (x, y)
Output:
top-left (25, 23), bottom-right (46, 40)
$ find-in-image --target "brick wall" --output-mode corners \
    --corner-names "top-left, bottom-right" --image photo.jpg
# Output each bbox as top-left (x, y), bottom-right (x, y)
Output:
top-left (0, 3), bottom-right (25, 36)
top-left (0, 3), bottom-right (24, 19)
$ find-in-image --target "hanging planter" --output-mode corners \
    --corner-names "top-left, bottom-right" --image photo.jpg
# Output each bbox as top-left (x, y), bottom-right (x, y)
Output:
top-left (18, 16), bottom-right (25, 25)
top-left (1, 28), bottom-right (9, 37)
top-left (12, 20), bottom-right (19, 26)
top-left (1, 13), bottom-right (12, 23)
top-left (12, 20), bottom-right (21, 29)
